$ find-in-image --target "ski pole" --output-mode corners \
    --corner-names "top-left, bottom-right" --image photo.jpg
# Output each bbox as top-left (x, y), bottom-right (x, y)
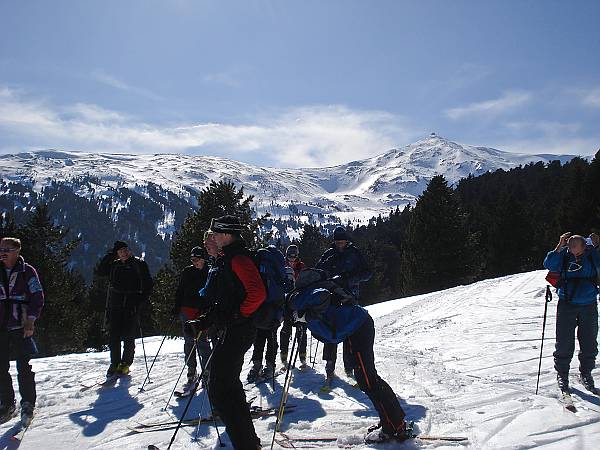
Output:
top-left (312, 337), bottom-right (319, 369)
top-left (137, 315), bottom-right (151, 384)
top-left (166, 329), bottom-right (225, 450)
top-left (139, 317), bottom-right (178, 392)
top-left (536, 286), bottom-right (553, 395)
top-left (270, 326), bottom-right (301, 450)
top-left (309, 332), bottom-right (313, 362)
top-left (164, 327), bottom-right (203, 411)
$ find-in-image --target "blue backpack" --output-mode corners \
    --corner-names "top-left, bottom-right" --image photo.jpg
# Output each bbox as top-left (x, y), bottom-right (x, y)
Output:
top-left (252, 245), bottom-right (294, 329)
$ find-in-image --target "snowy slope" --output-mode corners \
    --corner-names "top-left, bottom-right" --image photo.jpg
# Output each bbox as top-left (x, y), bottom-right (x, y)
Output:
top-left (0, 135), bottom-right (577, 221)
top-left (3, 270), bottom-right (599, 449)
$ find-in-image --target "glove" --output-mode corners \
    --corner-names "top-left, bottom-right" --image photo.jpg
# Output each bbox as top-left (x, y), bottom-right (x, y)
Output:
top-left (292, 310), bottom-right (307, 324)
top-left (186, 313), bottom-right (213, 333)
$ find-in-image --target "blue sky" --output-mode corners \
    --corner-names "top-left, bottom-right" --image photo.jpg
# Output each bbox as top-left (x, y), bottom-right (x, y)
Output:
top-left (0, 0), bottom-right (599, 167)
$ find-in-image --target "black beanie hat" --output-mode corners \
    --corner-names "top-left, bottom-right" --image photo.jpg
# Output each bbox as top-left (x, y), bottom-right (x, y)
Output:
top-left (286, 245), bottom-right (299, 258)
top-left (113, 240), bottom-right (128, 252)
top-left (332, 226), bottom-right (349, 241)
top-left (209, 215), bottom-right (247, 234)
top-left (190, 246), bottom-right (208, 259)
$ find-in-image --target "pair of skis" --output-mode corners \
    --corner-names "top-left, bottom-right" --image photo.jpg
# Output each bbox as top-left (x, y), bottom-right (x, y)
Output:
top-left (559, 385), bottom-right (600, 413)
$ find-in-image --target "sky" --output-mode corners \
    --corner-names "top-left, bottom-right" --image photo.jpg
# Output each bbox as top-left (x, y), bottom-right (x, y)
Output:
top-left (0, 0), bottom-right (599, 168)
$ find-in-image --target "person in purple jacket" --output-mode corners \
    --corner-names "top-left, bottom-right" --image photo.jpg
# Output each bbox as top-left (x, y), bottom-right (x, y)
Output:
top-left (544, 232), bottom-right (600, 393)
top-left (0, 237), bottom-right (44, 425)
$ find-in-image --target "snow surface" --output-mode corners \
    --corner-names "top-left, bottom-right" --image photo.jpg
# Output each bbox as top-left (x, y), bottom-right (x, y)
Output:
top-left (3, 270), bottom-right (599, 449)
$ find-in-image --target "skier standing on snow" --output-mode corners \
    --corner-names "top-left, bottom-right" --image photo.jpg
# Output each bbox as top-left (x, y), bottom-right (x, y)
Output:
top-left (97, 241), bottom-right (153, 378)
top-left (544, 232), bottom-right (600, 393)
top-left (288, 269), bottom-right (409, 443)
top-left (279, 245), bottom-right (308, 368)
top-left (173, 246), bottom-right (211, 392)
top-left (0, 237), bottom-right (44, 425)
top-left (316, 226), bottom-right (371, 383)
top-left (194, 215), bottom-right (266, 449)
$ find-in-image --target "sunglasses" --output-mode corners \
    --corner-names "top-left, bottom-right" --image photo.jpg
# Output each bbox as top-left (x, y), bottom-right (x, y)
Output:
top-left (0, 247), bottom-right (18, 253)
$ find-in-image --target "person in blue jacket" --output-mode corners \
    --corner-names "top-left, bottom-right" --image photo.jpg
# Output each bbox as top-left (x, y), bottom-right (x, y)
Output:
top-left (544, 232), bottom-right (600, 393)
top-left (316, 226), bottom-right (372, 382)
top-left (289, 269), bottom-right (408, 444)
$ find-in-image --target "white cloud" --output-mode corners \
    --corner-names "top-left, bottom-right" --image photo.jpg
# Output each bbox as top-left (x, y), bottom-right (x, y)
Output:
top-left (493, 136), bottom-right (597, 157)
top-left (582, 88), bottom-right (600, 108)
top-left (91, 70), bottom-right (163, 101)
top-left (0, 88), bottom-right (420, 167)
top-left (445, 91), bottom-right (532, 120)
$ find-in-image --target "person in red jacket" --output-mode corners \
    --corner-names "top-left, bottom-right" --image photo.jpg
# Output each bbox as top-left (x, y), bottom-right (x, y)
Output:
top-left (0, 237), bottom-right (44, 425)
top-left (200, 215), bottom-right (266, 450)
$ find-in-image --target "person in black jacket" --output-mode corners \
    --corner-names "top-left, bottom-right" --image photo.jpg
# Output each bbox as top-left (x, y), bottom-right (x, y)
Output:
top-left (316, 226), bottom-right (372, 384)
top-left (97, 241), bottom-right (153, 377)
top-left (173, 246), bottom-right (210, 390)
top-left (194, 216), bottom-right (266, 450)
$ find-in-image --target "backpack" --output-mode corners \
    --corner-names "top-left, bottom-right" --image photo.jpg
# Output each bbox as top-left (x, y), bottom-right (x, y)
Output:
top-left (251, 245), bottom-right (294, 330)
top-left (546, 252), bottom-right (599, 300)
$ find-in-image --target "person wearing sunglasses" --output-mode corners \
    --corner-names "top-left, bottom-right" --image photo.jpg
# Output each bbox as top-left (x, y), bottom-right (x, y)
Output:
top-left (0, 237), bottom-right (44, 425)
top-left (544, 232), bottom-right (600, 394)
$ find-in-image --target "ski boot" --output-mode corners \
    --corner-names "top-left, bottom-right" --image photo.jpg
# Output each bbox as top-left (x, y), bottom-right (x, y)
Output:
top-left (117, 363), bottom-right (130, 376)
top-left (0, 400), bottom-right (16, 425)
top-left (364, 420), bottom-right (411, 443)
top-left (20, 401), bottom-right (34, 427)
top-left (183, 372), bottom-right (199, 392)
top-left (280, 352), bottom-right (289, 369)
top-left (557, 372), bottom-right (570, 393)
top-left (580, 372), bottom-right (596, 393)
top-left (106, 363), bottom-right (119, 378)
top-left (299, 352), bottom-right (307, 369)
top-left (247, 362), bottom-right (262, 383)
top-left (260, 363), bottom-right (276, 381)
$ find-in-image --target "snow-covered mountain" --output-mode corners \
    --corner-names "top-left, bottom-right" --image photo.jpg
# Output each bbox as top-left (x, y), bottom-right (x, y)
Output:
top-left (0, 135), bottom-right (578, 222)
top-left (6, 270), bottom-right (599, 449)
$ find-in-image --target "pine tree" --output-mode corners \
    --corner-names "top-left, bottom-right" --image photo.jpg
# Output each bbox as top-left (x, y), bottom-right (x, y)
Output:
top-left (402, 176), bottom-right (480, 294)
top-left (298, 224), bottom-right (330, 267)
top-left (17, 204), bottom-right (89, 356)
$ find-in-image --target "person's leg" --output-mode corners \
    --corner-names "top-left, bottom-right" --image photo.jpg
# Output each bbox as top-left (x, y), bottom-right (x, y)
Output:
top-left (323, 342), bottom-right (338, 376)
top-left (348, 316), bottom-right (406, 436)
top-left (180, 314), bottom-right (198, 378)
top-left (343, 339), bottom-right (356, 375)
top-left (12, 330), bottom-right (35, 406)
top-left (279, 318), bottom-right (292, 366)
top-left (208, 324), bottom-right (260, 449)
top-left (553, 301), bottom-right (578, 378)
top-left (298, 325), bottom-right (308, 364)
top-left (121, 307), bottom-right (138, 367)
top-left (265, 327), bottom-right (278, 368)
top-left (108, 307), bottom-right (122, 369)
top-left (251, 329), bottom-right (267, 365)
top-left (577, 303), bottom-right (599, 375)
top-left (0, 329), bottom-right (15, 407)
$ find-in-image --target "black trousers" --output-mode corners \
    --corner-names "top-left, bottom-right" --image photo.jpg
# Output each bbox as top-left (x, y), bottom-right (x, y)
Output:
top-left (346, 315), bottom-right (406, 435)
top-left (554, 301), bottom-right (598, 376)
top-left (0, 329), bottom-right (36, 406)
top-left (250, 327), bottom-right (278, 366)
top-left (108, 306), bottom-right (138, 366)
top-left (280, 317), bottom-right (307, 356)
top-left (323, 340), bottom-right (355, 374)
top-left (208, 322), bottom-right (259, 449)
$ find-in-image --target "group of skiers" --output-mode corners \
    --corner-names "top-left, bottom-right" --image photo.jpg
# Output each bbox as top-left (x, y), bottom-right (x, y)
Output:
top-left (165, 216), bottom-right (410, 447)
top-left (2, 221), bottom-right (599, 449)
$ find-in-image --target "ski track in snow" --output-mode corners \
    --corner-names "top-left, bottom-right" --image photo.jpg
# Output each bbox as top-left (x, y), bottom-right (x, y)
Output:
top-left (1, 270), bottom-right (599, 449)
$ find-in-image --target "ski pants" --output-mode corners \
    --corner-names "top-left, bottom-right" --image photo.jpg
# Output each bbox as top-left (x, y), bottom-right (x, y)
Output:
top-left (323, 340), bottom-right (355, 375)
top-left (346, 314), bottom-right (406, 435)
top-left (554, 301), bottom-right (598, 376)
top-left (180, 313), bottom-right (212, 378)
top-left (108, 305), bottom-right (138, 366)
top-left (251, 326), bottom-right (278, 367)
top-left (0, 328), bottom-right (36, 406)
top-left (280, 317), bottom-right (307, 358)
top-left (208, 322), bottom-right (259, 449)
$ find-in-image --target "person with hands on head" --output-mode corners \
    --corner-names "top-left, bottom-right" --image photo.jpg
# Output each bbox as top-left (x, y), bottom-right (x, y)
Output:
top-left (544, 231), bottom-right (600, 394)
top-left (97, 240), bottom-right (153, 378)
top-left (0, 237), bottom-right (44, 425)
